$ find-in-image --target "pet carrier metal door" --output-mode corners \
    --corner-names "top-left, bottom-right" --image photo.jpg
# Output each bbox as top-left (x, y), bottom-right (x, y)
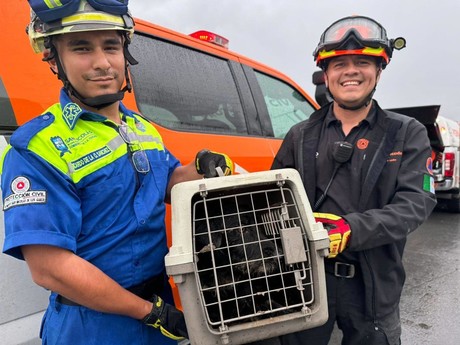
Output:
top-left (166, 169), bottom-right (329, 345)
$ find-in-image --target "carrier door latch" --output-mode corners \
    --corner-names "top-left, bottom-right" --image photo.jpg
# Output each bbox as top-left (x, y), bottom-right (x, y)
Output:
top-left (280, 226), bottom-right (308, 265)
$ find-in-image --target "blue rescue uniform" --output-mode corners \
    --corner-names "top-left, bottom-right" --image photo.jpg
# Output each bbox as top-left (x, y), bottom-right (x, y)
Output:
top-left (1, 89), bottom-right (180, 344)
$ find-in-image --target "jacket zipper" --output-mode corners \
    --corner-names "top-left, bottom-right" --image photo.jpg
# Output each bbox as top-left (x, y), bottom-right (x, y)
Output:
top-left (363, 250), bottom-right (377, 325)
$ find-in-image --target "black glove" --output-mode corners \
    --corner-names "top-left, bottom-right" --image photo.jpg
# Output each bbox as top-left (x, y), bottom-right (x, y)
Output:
top-left (142, 294), bottom-right (188, 340)
top-left (195, 149), bottom-right (233, 178)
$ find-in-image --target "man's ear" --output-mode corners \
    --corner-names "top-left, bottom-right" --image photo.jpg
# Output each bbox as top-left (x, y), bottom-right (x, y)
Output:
top-left (376, 68), bottom-right (382, 84)
top-left (43, 50), bottom-right (58, 74)
top-left (324, 72), bottom-right (329, 88)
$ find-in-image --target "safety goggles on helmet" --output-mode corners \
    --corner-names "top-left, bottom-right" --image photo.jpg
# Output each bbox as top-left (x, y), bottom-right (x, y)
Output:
top-left (27, 0), bottom-right (135, 53)
top-left (313, 15), bottom-right (405, 68)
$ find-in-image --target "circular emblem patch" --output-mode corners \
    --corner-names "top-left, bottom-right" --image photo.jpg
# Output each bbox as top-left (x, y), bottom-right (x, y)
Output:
top-left (356, 138), bottom-right (369, 150)
top-left (11, 176), bottom-right (31, 194)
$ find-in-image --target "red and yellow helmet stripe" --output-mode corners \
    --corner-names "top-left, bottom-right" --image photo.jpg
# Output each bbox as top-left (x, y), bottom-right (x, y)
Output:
top-left (316, 46), bottom-right (390, 65)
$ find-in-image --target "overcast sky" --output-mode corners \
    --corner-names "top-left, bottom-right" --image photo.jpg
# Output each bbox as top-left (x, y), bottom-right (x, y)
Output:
top-left (129, 1), bottom-right (460, 122)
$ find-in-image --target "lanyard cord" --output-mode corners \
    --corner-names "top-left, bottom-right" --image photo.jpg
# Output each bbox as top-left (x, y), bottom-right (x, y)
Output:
top-left (314, 123), bottom-right (367, 212)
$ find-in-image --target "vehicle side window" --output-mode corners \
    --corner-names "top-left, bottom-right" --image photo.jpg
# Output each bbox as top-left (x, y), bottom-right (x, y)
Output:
top-left (129, 34), bottom-right (247, 135)
top-left (255, 71), bottom-right (315, 138)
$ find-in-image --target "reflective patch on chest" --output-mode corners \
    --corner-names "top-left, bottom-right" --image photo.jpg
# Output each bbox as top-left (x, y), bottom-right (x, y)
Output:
top-left (70, 146), bottom-right (112, 171)
top-left (3, 176), bottom-right (47, 210)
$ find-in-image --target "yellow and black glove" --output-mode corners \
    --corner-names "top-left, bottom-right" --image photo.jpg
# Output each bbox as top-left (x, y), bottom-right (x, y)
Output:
top-left (195, 149), bottom-right (233, 178)
top-left (313, 213), bottom-right (351, 258)
top-left (142, 294), bottom-right (188, 340)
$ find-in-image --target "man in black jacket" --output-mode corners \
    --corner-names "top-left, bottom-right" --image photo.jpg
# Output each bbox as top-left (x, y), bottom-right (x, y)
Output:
top-left (271, 16), bottom-right (436, 345)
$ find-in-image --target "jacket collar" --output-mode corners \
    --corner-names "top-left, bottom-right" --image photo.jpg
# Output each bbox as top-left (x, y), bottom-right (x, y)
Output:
top-left (324, 102), bottom-right (378, 129)
top-left (59, 88), bottom-right (136, 130)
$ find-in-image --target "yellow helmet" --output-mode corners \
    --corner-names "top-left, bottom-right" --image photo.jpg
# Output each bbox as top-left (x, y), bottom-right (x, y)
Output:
top-left (27, 0), bottom-right (134, 53)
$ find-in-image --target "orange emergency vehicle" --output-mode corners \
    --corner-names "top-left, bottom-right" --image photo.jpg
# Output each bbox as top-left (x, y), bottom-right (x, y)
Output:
top-left (0, 2), bottom-right (319, 342)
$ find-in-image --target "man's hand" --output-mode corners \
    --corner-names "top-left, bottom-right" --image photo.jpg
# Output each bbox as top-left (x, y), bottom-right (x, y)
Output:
top-left (195, 149), bottom-right (233, 178)
top-left (313, 213), bottom-right (351, 258)
top-left (142, 294), bottom-right (188, 340)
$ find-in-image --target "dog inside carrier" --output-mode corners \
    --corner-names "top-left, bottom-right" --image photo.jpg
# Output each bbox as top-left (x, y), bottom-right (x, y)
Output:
top-left (166, 169), bottom-right (329, 344)
top-left (193, 182), bottom-right (314, 327)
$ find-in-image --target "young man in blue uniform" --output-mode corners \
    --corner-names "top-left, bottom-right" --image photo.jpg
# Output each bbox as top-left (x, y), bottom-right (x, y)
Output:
top-left (1, 1), bottom-right (232, 344)
top-left (271, 16), bottom-right (436, 344)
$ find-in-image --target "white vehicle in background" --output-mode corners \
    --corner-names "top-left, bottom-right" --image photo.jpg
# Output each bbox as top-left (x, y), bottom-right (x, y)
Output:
top-left (435, 116), bottom-right (460, 211)
top-left (389, 106), bottom-right (460, 213)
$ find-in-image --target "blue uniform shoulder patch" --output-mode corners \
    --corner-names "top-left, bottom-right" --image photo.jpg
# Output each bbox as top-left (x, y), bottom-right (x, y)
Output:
top-left (10, 113), bottom-right (55, 150)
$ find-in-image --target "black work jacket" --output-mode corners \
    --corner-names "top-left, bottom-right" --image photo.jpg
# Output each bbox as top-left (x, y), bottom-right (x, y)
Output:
top-left (272, 101), bottom-right (437, 319)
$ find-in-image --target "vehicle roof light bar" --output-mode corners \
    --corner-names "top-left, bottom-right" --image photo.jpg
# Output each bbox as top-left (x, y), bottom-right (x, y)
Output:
top-left (189, 30), bottom-right (229, 49)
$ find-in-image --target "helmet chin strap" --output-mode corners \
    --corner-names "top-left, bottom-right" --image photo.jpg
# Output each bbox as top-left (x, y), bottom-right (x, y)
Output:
top-left (45, 36), bottom-right (138, 110)
top-left (332, 86), bottom-right (377, 111)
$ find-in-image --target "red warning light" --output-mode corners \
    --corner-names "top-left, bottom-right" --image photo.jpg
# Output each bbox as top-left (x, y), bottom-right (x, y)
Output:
top-left (189, 30), bottom-right (229, 49)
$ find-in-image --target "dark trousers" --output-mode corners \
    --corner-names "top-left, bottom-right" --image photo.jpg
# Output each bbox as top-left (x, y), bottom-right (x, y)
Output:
top-left (252, 265), bottom-right (401, 345)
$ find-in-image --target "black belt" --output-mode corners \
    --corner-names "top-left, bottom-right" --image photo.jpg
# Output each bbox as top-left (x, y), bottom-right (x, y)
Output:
top-left (57, 272), bottom-right (166, 306)
top-left (325, 260), bottom-right (360, 279)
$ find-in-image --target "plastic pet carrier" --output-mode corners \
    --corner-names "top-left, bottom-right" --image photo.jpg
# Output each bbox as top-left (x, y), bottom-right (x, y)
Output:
top-left (165, 169), bottom-right (329, 344)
